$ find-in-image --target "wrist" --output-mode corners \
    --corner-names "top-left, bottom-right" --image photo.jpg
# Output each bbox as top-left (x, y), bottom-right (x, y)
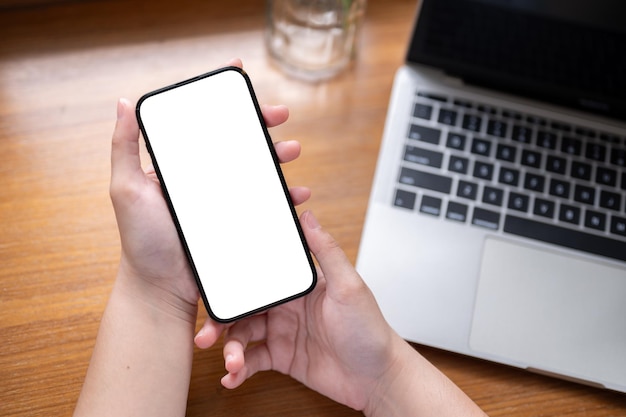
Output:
top-left (364, 337), bottom-right (487, 417)
top-left (363, 336), bottom-right (419, 417)
top-left (114, 259), bottom-right (199, 325)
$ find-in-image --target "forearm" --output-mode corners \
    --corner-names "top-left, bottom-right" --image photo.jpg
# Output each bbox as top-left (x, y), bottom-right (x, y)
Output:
top-left (74, 270), bottom-right (197, 417)
top-left (365, 338), bottom-right (487, 417)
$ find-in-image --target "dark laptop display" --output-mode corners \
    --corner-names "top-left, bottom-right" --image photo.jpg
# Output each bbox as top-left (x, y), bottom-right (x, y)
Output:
top-left (407, 0), bottom-right (626, 120)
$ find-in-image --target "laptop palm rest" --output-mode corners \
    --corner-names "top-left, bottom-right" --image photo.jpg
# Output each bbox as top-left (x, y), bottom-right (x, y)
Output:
top-left (470, 237), bottom-right (626, 389)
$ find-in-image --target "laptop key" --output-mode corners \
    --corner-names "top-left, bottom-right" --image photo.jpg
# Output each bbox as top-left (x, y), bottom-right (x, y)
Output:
top-left (457, 180), bottom-right (478, 200)
top-left (496, 143), bottom-right (517, 162)
top-left (487, 119), bottom-right (507, 138)
top-left (550, 121), bottom-right (572, 132)
top-left (502, 110), bottom-right (522, 120)
top-left (600, 190), bottom-right (621, 211)
top-left (559, 204), bottom-right (581, 225)
top-left (561, 136), bottom-right (582, 155)
top-left (413, 103), bottom-right (433, 120)
top-left (408, 124), bottom-right (441, 144)
top-left (476, 104), bottom-right (496, 115)
top-left (571, 161), bottom-right (592, 181)
top-left (417, 91), bottom-right (447, 102)
top-left (420, 195), bottom-right (442, 216)
top-left (526, 115), bottom-right (547, 126)
top-left (393, 189), bottom-right (416, 210)
top-left (398, 167), bottom-right (452, 194)
top-left (536, 130), bottom-right (557, 149)
top-left (508, 192), bottom-right (530, 212)
top-left (512, 125), bottom-right (532, 143)
top-left (499, 167), bottom-right (520, 186)
top-left (610, 148), bottom-right (626, 167)
top-left (473, 161), bottom-right (494, 180)
top-left (533, 198), bottom-right (555, 219)
top-left (505, 215), bottom-right (626, 263)
top-left (524, 173), bottom-right (545, 192)
top-left (403, 146), bottom-right (443, 168)
top-left (446, 201), bottom-right (468, 222)
top-left (574, 184), bottom-right (595, 205)
top-left (462, 114), bottom-right (483, 132)
top-left (596, 167), bottom-right (617, 186)
top-left (586, 143), bottom-right (607, 162)
top-left (438, 108), bottom-right (458, 126)
top-left (521, 149), bottom-right (542, 168)
top-left (472, 207), bottom-right (500, 230)
top-left (600, 132), bottom-right (620, 143)
top-left (482, 186), bottom-right (504, 206)
top-left (453, 99), bottom-right (472, 108)
top-left (471, 138), bottom-right (491, 157)
top-left (577, 126), bottom-right (597, 138)
top-left (449, 156), bottom-right (469, 174)
top-left (585, 210), bottom-right (607, 231)
top-left (446, 132), bottom-right (466, 150)
top-left (610, 216), bottom-right (626, 237)
top-left (546, 155), bottom-right (567, 174)
top-left (549, 178), bottom-right (571, 198)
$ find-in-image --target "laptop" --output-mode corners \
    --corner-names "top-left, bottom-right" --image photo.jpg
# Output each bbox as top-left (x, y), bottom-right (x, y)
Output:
top-left (356, 0), bottom-right (626, 392)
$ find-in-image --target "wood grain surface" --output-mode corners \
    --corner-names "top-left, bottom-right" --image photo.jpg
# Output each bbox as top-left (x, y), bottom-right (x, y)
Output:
top-left (1, 0), bottom-right (625, 415)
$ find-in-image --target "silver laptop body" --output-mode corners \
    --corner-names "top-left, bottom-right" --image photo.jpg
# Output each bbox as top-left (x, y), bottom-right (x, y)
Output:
top-left (357, 0), bottom-right (626, 392)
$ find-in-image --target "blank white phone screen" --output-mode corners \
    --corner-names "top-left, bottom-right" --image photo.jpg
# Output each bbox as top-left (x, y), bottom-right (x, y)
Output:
top-left (137, 68), bottom-right (316, 322)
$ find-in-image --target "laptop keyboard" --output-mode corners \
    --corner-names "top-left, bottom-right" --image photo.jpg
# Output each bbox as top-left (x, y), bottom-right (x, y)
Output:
top-left (393, 90), bottom-right (626, 262)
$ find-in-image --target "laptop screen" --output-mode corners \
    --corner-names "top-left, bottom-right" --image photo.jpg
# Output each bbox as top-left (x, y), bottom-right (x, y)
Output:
top-left (407, 0), bottom-right (626, 120)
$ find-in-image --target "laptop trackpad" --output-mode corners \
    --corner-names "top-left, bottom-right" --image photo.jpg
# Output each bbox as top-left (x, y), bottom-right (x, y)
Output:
top-left (470, 237), bottom-right (626, 388)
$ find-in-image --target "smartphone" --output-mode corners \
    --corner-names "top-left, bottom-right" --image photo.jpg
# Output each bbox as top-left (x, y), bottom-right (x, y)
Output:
top-left (136, 67), bottom-right (317, 322)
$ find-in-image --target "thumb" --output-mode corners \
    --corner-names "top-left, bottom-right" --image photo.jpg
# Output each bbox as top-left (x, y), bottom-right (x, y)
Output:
top-left (300, 211), bottom-right (364, 298)
top-left (194, 317), bottom-right (227, 349)
top-left (110, 98), bottom-right (142, 188)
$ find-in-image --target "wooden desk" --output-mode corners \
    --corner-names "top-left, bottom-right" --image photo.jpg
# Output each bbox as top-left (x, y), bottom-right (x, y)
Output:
top-left (1, 0), bottom-right (624, 415)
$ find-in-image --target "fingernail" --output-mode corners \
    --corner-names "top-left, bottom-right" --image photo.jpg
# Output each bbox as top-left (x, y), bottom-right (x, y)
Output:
top-left (225, 354), bottom-right (235, 369)
top-left (194, 328), bottom-right (207, 347)
top-left (116, 98), bottom-right (125, 120)
top-left (304, 210), bottom-right (320, 229)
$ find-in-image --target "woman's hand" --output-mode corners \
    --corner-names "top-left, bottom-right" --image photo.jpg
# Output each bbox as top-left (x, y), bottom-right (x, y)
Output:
top-left (195, 210), bottom-right (402, 411)
top-left (109, 58), bottom-right (310, 326)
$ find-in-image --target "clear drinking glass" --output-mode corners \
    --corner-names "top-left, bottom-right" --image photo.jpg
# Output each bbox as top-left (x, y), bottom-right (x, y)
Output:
top-left (265, 0), bottom-right (366, 82)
